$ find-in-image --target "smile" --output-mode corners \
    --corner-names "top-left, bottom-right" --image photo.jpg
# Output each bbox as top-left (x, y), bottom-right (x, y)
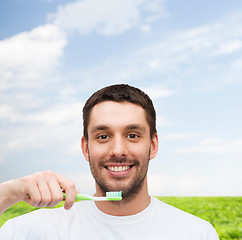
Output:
top-left (107, 166), bottom-right (130, 172)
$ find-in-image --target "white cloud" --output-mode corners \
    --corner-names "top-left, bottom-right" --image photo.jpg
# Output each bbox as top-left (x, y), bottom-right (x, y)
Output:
top-left (223, 57), bottom-right (242, 84)
top-left (49, 0), bottom-right (166, 35)
top-left (68, 141), bottom-right (82, 156)
top-left (148, 173), bottom-right (242, 196)
top-left (24, 102), bottom-right (83, 126)
top-left (156, 116), bottom-right (172, 127)
top-left (73, 11), bottom-right (242, 90)
top-left (0, 102), bottom-right (83, 152)
top-left (58, 86), bottom-right (77, 101)
top-left (102, 12), bottom-right (242, 89)
top-left (0, 102), bottom-right (83, 125)
top-left (0, 105), bottom-right (18, 123)
top-left (200, 138), bottom-right (222, 145)
top-left (141, 86), bottom-right (175, 99)
top-left (0, 24), bottom-right (66, 90)
top-left (214, 39), bottom-right (242, 55)
top-left (140, 24), bottom-right (151, 34)
top-left (163, 133), bottom-right (203, 140)
top-left (177, 139), bottom-right (242, 154)
top-left (65, 172), bottom-right (95, 195)
top-left (230, 57), bottom-right (242, 69)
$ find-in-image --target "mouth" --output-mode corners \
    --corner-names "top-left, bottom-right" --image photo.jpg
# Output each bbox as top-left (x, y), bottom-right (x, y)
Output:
top-left (105, 163), bottom-right (134, 176)
top-left (107, 165), bottom-right (131, 172)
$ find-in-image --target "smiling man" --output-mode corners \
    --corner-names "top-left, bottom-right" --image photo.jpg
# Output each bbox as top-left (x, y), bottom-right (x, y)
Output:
top-left (0, 84), bottom-right (219, 239)
top-left (82, 98), bottom-right (158, 216)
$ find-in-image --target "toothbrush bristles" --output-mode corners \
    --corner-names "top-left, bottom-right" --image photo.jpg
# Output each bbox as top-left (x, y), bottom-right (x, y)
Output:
top-left (106, 191), bottom-right (122, 198)
top-left (106, 191), bottom-right (122, 201)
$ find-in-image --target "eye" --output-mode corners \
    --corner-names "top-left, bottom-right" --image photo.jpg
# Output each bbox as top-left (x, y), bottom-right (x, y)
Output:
top-left (128, 134), bottom-right (138, 139)
top-left (97, 135), bottom-right (109, 140)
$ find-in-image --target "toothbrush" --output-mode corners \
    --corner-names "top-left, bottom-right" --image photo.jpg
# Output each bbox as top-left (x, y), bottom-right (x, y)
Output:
top-left (63, 191), bottom-right (122, 201)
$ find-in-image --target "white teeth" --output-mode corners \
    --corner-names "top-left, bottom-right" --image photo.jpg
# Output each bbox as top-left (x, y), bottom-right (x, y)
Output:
top-left (107, 166), bottom-right (130, 172)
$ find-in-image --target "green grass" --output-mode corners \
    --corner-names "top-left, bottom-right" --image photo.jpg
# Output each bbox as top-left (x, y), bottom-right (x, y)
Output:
top-left (0, 197), bottom-right (241, 240)
top-left (157, 197), bottom-right (242, 240)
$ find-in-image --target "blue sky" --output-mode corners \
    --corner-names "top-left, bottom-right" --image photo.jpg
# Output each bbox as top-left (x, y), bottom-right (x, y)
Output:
top-left (0, 0), bottom-right (241, 196)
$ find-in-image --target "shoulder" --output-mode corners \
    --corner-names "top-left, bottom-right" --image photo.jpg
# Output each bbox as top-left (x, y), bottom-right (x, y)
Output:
top-left (0, 201), bottom-right (92, 238)
top-left (152, 197), bottom-right (208, 223)
top-left (151, 197), bottom-right (219, 239)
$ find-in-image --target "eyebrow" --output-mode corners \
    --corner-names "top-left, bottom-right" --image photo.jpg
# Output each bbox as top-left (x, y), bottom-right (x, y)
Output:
top-left (90, 125), bottom-right (110, 134)
top-left (124, 124), bottom-right (146, 132)
top-left (90, 124), bottom-right (146, 134)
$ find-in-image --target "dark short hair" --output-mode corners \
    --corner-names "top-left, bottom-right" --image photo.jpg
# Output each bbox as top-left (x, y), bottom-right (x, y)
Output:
top-left (83, 84), bottom-right (156, 139)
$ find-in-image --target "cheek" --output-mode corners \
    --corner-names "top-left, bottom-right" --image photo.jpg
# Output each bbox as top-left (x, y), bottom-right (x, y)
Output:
top-left (128, 143), bottom-right (151, 159)
top-left (89, 143), bottom-right (108, 160)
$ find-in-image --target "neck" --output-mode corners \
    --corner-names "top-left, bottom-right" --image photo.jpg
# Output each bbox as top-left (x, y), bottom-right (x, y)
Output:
top-left (94, 178), bottom-right (151, 216)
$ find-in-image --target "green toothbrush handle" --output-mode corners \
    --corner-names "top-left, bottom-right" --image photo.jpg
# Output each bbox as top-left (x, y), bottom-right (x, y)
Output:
top-left (75, 194), bottom-right (93, 201)
top-left (62, 193), bottom-right (92, 201)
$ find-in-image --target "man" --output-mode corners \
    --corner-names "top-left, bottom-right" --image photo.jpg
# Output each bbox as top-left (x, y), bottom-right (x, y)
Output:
top-left (0, 84), bottom-right (219, 239)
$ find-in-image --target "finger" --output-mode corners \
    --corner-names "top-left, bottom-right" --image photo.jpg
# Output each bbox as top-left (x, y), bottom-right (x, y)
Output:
top-left (25, 184), bottom-right (41, 207)
top-left (46, 175), bottom-right (64, 208)
top-left (36, 180), bottom-right (52, 208)
top-left (37, 170), bottom-right (64, 208)
top-left (25, 171), bottom-right (59, 208)
top-left (55, 173), bottom-right (76, 210)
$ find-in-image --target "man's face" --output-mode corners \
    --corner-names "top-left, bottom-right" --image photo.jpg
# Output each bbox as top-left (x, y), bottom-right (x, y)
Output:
top-left (82, 101), bottom-right (158, 199)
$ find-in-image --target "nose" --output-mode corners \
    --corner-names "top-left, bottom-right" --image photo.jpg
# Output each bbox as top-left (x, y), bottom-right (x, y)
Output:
top-left (109, 135), bottom-right (128, 158)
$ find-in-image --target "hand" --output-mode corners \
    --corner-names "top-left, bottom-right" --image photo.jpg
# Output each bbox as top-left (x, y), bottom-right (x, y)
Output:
top-left (0, 171), bottom-right (77, 215)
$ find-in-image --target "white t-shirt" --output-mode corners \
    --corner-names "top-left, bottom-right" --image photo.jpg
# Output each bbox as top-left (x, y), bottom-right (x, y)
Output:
top-left (0, 197), bottom-right (219, 240)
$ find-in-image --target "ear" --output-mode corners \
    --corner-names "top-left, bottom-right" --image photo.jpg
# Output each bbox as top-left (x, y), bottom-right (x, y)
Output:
top-left (81, 136), bottom-right (89, 162)
top-left (150, 133), bottom-right (158, 160)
